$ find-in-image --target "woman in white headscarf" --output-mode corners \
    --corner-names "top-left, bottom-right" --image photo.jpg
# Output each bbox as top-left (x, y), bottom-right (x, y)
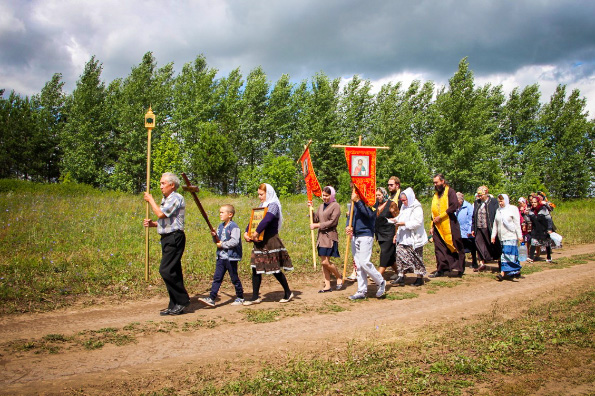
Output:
top-left (491, 194), bottom-right (523, 281)
top-left (243, 183), bottom-right (293, 305)
top-left (391, 187), bottom-right (428, 287)
top-left (309, 186), bottom-right (343, 292)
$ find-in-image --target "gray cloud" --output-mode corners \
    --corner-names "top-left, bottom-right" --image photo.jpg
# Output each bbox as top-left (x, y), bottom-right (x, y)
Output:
top-left (1, 0), bottom-right (594, 111)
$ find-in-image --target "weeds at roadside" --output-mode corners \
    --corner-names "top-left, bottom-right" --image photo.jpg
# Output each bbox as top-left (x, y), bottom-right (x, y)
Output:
top-left (241, 309), bottom-right (282, 323)
top-left (385, 291), bottom-right (418, 301)
top-left (164, 285), bottom-right (595, 396)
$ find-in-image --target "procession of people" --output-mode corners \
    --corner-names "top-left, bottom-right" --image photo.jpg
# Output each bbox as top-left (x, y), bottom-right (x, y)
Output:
top-left (144, 171), bottom-right (559, 315)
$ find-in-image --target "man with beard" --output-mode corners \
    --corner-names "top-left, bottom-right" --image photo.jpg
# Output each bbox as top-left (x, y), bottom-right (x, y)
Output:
top-left (429, 174), bottom-right (465, 278)
top-left (387, 176), bottom-right (402, 205)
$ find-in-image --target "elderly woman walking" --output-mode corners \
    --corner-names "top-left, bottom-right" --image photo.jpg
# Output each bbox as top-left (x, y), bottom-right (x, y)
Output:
top-left (472, 185), bottom-right (500, 271)
top-left (391, 188), bottom-right (428, 287)
top-left (491, 194), bottom-right (523, 281)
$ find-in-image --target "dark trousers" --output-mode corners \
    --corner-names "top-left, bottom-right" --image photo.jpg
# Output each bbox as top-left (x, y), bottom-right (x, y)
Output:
top-left (529, 245), bottom-right (552, 260)
top-left (462, 238), bottom-right (477, 267)
top-left (160, 231), bottom-right (190, 309)
top-left (209, 258), bottom-right (244, 300)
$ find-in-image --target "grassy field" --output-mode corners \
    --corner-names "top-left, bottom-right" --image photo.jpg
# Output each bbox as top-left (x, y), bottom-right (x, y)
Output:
top-left (1, 179), bottom-right (595, 314)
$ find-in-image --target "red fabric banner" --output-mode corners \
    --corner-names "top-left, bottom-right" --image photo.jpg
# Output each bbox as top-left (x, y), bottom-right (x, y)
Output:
top-left (299, 147), bottom-right (322, 202)
top-left (344, 147), bottom-right (377, 207)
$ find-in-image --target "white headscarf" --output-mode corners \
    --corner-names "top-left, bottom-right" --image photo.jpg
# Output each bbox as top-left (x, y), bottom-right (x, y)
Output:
top-left (401, 187), bottom-right (420, 210)
top-left (259, 183), bottom-right (283, 230)
top-left (498, 194), bottom-right (516, 232)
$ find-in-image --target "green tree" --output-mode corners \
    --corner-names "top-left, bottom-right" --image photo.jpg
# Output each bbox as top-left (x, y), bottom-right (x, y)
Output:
top-left (171, 55), bottom-right (219, 186)
top-left (213, 68), bottom-right (243, 190)
top-left (31, 73), bottom-right (66, 182)
top-left (0, 91), bottom-right (39, 179)
top-left (499, 84), bottom-right (545, 197)
top-left (371, 80), bottom-right (431, 194)
top-left (297, 73), bottom-right (342, 190)
top-left (108, 52), bottom-right (174, 193)
top-left (264, 74), bottom-right (297, 156)
top-left (261, 153), bottom-right (297, 197)
top-left (60, 56), bottom-right (111, 186)
top-left (539, 85), bottom-right (593, 198)
top-left (424, 58), bottom-right (504, 193)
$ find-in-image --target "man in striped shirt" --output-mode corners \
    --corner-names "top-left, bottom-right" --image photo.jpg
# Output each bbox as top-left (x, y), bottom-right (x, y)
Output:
top-left (144, 172), bottom-right (191, 316)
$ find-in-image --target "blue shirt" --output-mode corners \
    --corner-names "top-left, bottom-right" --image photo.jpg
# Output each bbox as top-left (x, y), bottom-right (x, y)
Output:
top-left (456, 200), bottom-right (473, 238)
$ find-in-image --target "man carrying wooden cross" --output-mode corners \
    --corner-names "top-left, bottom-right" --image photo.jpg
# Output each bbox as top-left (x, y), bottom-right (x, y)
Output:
top-left (144, 172), bottom-right (191, 316)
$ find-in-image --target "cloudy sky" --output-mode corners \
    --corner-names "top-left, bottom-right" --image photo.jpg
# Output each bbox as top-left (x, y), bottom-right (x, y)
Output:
top-left (2, 0), bottom-right (595, 116)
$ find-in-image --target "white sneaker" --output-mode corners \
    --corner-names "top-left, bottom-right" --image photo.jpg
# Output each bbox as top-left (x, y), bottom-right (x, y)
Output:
top-left (243, 298), bottom-right (262, 306)
top-left (198, 297), bottom-right (215, 307)
top-left (348, 292), bottom-right (366, 300)
top-left (231, 298), bottom-right (244, 306)
top-left (376, 280), bottom-right (386, 298)
top-left (279, 292), bottom-right (294, 303)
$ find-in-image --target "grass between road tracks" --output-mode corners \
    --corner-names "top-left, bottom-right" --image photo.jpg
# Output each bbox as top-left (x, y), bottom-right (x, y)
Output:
top-left (1, 179), bottom-right (595, 314)
top-left (62, 283), bottom-right (594, 395)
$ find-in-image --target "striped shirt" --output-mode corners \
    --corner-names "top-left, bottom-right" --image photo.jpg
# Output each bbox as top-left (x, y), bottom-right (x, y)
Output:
top-left (157, 192), bottom-right (185, 235)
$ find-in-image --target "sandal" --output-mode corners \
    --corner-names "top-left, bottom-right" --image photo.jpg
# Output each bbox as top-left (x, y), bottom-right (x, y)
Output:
top-left (318, 288), bottom-right (333, 293)
top-left (526, 258), bottom-right (534, 263)
top-left (336, 282), bottom-right (344, 290)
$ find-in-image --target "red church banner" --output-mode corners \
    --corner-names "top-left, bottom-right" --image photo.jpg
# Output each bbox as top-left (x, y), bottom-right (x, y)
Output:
top-left (344, 146), bottom-right (377, 207)
top-left (299, 147), bottom-right (322, 202)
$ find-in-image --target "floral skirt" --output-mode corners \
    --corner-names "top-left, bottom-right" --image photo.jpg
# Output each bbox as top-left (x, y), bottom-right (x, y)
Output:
top-left (396, 244), bottom-right (426, 276)
top-left (251, 234), bottom-right (293, 274)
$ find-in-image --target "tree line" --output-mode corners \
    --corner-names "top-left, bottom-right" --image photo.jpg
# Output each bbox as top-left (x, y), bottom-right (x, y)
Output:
top-left (1, 53), bottom-right (593, 199)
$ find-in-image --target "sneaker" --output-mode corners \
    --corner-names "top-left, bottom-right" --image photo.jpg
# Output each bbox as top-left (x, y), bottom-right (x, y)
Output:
top-left (376, 280), bottom-right (386, 298)
top-left (231, 298), bottom-right (244, 306)
top-left (198, 297), bottom-right (215, 307)
top-left (348, 292), bottom-right (366, 300)
top-left (279, 292), bottom-right (294, 303)
top-left (546, 259), bottom-right (552, 263)
top-left (391, 276), bottom-right (405, 286)
top-left (389, 274), bottom-right (399, 280)
top-left (346, 275), bottom-right (357, 281)
top-left (243, 298), bottom-right (262, 306)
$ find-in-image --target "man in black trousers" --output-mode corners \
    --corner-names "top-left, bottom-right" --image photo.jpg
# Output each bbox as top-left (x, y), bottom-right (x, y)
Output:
top-left (144, 172), bottom-right (191, 315)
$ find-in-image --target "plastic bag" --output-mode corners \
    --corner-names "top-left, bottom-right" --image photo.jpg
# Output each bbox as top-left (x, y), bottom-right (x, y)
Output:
top-left (550, 232), bottom-right (563, 248)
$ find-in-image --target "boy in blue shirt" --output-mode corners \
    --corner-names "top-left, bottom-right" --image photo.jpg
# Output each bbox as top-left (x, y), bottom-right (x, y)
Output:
top-left (199, 204), bottom-right (244, 307)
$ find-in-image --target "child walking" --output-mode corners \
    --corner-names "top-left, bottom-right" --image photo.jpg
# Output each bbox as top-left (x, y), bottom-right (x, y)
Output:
top-left (199, 204), bottom-right (244, 307)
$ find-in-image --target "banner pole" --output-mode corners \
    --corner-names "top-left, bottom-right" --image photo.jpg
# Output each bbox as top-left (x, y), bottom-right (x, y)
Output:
top-left (342, 188), bottom-right (356, 279)
top-left (309, 205), bottom-right (317, 269)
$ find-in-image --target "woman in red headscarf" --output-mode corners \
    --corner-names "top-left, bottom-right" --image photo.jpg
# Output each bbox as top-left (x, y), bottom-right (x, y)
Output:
top-left (526, 195), bottom-right (554, 262)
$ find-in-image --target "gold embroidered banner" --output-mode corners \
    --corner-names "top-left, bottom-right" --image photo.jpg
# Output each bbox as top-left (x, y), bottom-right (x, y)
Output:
top-left (344, 146), bottom-right (377, 207)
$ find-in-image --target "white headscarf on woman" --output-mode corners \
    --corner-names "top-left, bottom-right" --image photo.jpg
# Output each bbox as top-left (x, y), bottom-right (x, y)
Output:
top-left (401, 187), bottom-right (420, 210)
top-left (497, 194), bottom-right (516, 232)
top-left (259, 183), bottom-right (283, 230)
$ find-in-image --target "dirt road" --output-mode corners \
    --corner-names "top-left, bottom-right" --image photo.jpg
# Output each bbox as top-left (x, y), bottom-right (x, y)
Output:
top-left (1, 244), bottom-right (595, 395)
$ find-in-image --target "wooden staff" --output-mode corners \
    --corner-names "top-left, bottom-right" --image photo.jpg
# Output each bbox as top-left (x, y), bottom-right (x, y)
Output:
top-left (296, 140), bottom-right (318, 269)
top-left (144, 107), bottom-right (155, 282)
top-left (181, 173), bottom-right (219, 243)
